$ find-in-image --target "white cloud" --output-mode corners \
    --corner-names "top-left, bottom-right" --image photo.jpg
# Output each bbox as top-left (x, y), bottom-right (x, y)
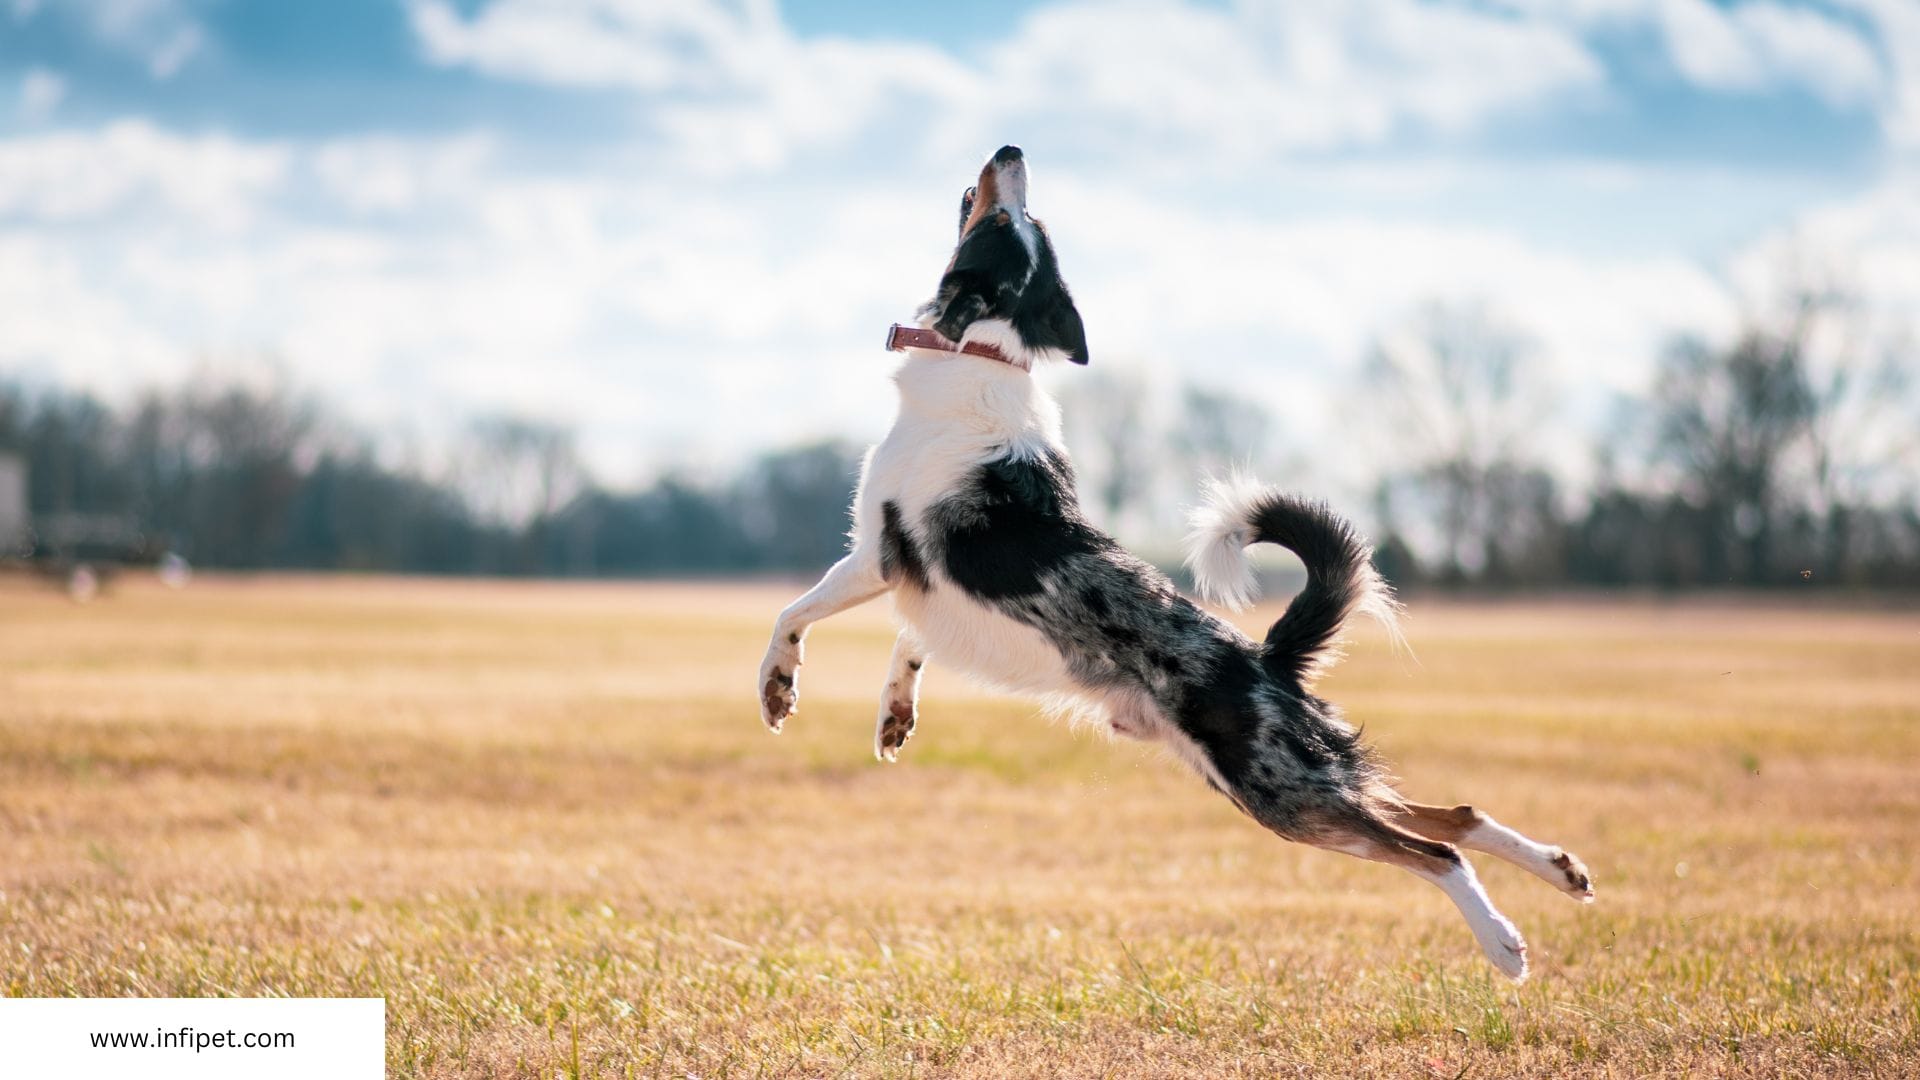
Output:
top-left (0, 233), bottom-right (181, 386)
top-left (1730, 167), bottom-right (1920, 323)
top-left (1495, 0), bottom-right (1885, 108)
top-left (653, 37), bottom-right (976, 173)
top-left (1725, 2), bottom-right (1884, 108)
top-left (978, 0), bottom-right (1602, 157)
top-left (144, 25), bottom-right (202, 79)
top-left (412, 0), bottom-right (1605, 171)
top-left (408, 0), bottom-right (785, 92)
top-left (0, 113), bottom-right (1758, 482)
top-left (311, 134), bottom-right (498, 214)
top-left (71, 0), bottom-right (206, 79)
top-left (404, 0), bottom-right (1915, 174)
top-left (1038, 173), bottom-right (1738, 478)
top-left (1840, 0), bottom-right (1920, 153)
top-left (17, 67), bottom-right (65, 122)
top-left (0, 120), bottom-right (288, 227)
top-left (1635, 0), bottom-right (1883, 108)
top-left (4, 0), bottom-right (1916, 483)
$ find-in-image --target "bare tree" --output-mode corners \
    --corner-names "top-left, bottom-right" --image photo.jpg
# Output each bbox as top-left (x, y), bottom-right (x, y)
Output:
top-left (1650, 329), bottom-right (1815, 581)
top-left (1057, 370), bottom-right (1155, 530)
top-left (1171, 382), bottom-right (1274, 482)
top-left (1360, 302), bottom-right (1559, 582)
top-left (121, 367), bottom-right (320, 566)
top-left (1644, 278), bottom-right (1919, 584)
top-left (459, 416), bottom-right (586, 529)
top-left (1791, 290), bottom-right (1920, 581)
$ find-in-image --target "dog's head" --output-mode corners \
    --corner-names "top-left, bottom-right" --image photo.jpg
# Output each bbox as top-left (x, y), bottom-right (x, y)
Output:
top-left (917, 145), bottom-right (1089, 366)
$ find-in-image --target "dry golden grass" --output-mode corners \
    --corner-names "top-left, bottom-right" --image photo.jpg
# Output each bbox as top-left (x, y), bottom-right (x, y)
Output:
top-left (2, 574), bottom-right (1917, 1077)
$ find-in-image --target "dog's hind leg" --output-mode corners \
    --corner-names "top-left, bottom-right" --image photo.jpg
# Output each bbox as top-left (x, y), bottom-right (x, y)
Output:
top-left (875, 629), bottom-right (927, 762)
top-left (1220, 753), bottom-right (1530, 978)
top-left (759, 551), bottom-right (889, 733)
top-left (1303, 806), bottom-right (1530, 981)
top-left (1393, 801), bottom-right (1594, 903)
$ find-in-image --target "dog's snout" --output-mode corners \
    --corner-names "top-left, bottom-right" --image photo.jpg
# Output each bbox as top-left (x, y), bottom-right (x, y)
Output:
top-left (992, 145), bottom-right (1024, 166)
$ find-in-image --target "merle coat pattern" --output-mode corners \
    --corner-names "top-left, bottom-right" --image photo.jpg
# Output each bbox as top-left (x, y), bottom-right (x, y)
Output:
top-left (758, 146), bottom-right (1593, 980)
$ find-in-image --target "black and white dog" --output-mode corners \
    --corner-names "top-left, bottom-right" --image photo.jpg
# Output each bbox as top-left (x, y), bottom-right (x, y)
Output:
top-left (758, 146), bottom-right (1592, 980)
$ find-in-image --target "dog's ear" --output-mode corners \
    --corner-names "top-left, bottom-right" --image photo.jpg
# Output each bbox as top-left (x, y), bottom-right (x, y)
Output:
top-left (956, 186), bottom-right (976, 239)
top-left (1050, 293), bottom-right (1088, 365)
top-left (932, 276), bottom-right (989, 342)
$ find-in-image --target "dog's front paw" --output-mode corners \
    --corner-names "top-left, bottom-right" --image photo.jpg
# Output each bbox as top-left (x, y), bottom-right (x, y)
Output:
top-left (874, 697), bottom-right (917, 762)
top-left (758, 637), bottom-right (801, 733)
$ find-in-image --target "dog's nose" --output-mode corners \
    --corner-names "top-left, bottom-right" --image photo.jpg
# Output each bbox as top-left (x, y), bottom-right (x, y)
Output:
top-left (992, 145), bottom-right (1024, 165)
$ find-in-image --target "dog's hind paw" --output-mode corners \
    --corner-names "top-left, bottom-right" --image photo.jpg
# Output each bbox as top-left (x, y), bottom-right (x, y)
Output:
top-left (1551, 849), bottom-right (1595, 903)
top-left (874, 698), bottom-right (917, 762)
top-left (1481, 917), bottom-right (1530, 982)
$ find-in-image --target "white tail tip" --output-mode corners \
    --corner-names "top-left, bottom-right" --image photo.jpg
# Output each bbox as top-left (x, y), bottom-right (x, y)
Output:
top-left (1183, 473), bottom-right (1269, 611)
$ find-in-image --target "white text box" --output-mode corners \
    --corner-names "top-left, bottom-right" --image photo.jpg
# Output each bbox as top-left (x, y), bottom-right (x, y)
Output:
top-left (0, 998), bottom-right (384, 1079)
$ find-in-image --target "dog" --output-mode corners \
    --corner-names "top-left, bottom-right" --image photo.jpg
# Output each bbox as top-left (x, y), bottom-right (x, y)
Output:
top-left (757, 145), bottom-right (1592, 980)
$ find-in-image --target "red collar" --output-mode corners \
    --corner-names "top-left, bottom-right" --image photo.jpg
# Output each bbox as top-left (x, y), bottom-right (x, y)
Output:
top-left (885, 324), bottom-right (1021, 367)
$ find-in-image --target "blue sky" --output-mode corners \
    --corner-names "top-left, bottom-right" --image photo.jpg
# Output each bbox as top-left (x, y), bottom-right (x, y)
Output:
top-left (1, 0), bottom-right (1915, 489)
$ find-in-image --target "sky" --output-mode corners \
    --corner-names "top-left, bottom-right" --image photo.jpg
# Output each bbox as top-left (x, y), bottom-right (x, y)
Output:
top-left (1, 0), bottom-right (1916, 487)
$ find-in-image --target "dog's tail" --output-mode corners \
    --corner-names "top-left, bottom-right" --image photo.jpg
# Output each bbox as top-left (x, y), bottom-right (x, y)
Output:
top-left (1183, 474), bottom-right (1405, 684)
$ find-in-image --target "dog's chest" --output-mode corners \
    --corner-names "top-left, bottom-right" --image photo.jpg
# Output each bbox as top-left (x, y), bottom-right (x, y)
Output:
top-left (890, 583), bottom-right (1074, 695)
top-left (858, 373), bottom-right (1077, 696)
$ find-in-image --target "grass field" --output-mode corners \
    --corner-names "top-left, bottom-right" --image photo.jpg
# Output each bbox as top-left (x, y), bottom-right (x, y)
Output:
top-left (2, 575), bottom-right (1917, 1077)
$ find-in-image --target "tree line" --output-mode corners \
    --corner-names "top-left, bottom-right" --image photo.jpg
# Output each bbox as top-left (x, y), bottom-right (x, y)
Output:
top-left (1354, 292), bottom-right (1919, 589)
top-left (0, 377), bottom-right (864, 577)
top-left (2, 288), bottom-right (1914, 590)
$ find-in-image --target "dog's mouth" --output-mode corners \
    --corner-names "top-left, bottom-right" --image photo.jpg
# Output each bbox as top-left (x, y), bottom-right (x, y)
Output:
top-left (962, 145), bottom-right (1027, 235)
top-left (989, 145), bottom-right (1027, 211)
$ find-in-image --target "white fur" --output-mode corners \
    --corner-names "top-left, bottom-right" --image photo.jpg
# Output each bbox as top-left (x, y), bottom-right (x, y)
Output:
top-left (1183, 473), bottom-right (1266, 611)
top-left (1332, 840), bottom-right (1529, 981)
top-left (1458, 812), bottom-right (1596, 903)
top-left (852, 350), bottom-right (1224, 788)
top-left (859, 347), bottom-right (1076, 697)
top-left (875, 629), bottom-right (927, 762)
top-left (1428, 859), bottom-right (1530, 981)
top-left (757, 347), bottom-right (1079, 728)
top-left (990, 155), bottom-right (1030, 215)
top-left (758, 551), bottom-right (889, 731)
top-left (1182, 472), bottom-right (1409, 659)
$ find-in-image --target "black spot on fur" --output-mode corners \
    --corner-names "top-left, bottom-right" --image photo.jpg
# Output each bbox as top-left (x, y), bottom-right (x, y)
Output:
top-left (934, 453), bottom-right (1107, 600)
top-left (1010, 220), bottom-right (1088, 364)
top-left (909, 444), bottom-right (1387, 825)
top-left (1168, 644), bottom-right (1264, 783)
top-left (880, 500), bottom-right (931, 591)
top-left (1269, 721), bottom-right (1331, 770)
